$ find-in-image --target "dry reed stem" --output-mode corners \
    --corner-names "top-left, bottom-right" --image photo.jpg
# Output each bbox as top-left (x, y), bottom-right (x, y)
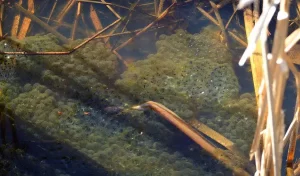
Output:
top-left (189, 118), bottom-right (236, 152)
top-left (89, 4), bottom-right (111, 47)
top-left (250, 80), bottom-right (268, 160)
top-left (285, 28), bottom-right (300, 52)
top-left (18, 0), bottom-right (34, 39)
top-left (11, 0), bottom-right (23, 37)
top-left (132, 101), bottom-right (251, 176)
top-left (132, 101), bottom-right (216, 154)
top-left (243, 7), bottom-right (264, 103)
top-left (0, 3), bottom-right (3, 37)
top-left (100, 0), bottom-right (121, 19)
top-left (157, 0), bottom-right (165, 16)
top-left (241, 0), bottom-right (292, 175)
top-left (239, 4), bottom-right (276, 66)
top-left (260, 18), bottom-right (279, 175)
top-left (228, 30), bottom-right (247, 47)
top-left (90, 4), bottom-right (103, 31)
top-left (14, 3), bottom-right (69, 44)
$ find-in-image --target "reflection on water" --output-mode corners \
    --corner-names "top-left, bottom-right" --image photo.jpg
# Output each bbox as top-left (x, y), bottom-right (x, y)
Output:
top-left (0, 0), bottom-right (281, 175)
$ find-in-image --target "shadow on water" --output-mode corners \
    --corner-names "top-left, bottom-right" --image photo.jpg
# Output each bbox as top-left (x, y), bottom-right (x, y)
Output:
top-left (0, 106), bottom-right (118, 176)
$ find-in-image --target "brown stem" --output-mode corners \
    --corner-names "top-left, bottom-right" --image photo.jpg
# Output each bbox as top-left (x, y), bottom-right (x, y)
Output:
top-left (0, 3), bottom-right (3, 37)
top-left (17, 0), bottom-right (35, 39)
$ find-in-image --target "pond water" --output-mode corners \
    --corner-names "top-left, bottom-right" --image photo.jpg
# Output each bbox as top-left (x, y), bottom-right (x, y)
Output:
top-left (0, 0), bottom-right (298, 176)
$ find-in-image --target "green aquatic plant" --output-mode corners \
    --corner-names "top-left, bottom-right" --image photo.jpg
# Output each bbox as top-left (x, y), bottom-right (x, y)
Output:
top-left (116, 27), bottom-right (239, 119)
top-left (1, 81), bottom-right (217, 175)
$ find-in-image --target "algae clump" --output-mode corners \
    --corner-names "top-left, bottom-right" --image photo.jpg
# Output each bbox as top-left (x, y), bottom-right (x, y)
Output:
top-left (116, 27), bottom-right (239, 119)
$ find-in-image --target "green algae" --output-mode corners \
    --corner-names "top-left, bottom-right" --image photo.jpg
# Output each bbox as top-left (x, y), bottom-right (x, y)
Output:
top-left (116, 27), bottom-right (239, 119)
top-left (0, 25), bottom-right (257, 175)
top-left (2, 82), bottom-right (213, 175)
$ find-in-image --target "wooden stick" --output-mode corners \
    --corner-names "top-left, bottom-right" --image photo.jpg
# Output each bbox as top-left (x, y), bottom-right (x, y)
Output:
top-left (14, 3), bottom-right (69, 44)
